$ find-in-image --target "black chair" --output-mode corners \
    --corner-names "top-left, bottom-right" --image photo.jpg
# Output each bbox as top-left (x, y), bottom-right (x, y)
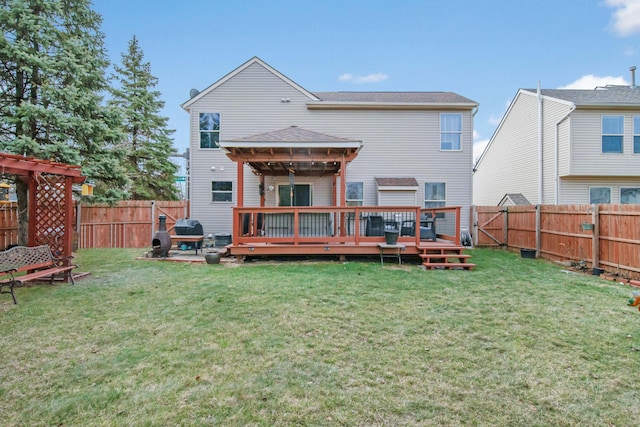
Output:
top-left (365, 215), bottom-right (385, 236)
top-left (419, 213), bottom-right (436, 241)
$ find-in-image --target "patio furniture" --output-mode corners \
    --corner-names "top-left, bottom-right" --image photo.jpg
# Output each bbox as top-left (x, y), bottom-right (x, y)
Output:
top-left (0, 245), bottom-right (77, 304)
top-left (365, 215), bottom-right (385, 236)
top-left (377, 242), bottom-right (405, 265)
top-left (400, 214), bottom-right (436, 241)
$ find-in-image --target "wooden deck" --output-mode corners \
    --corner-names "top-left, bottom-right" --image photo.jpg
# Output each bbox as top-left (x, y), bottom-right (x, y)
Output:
top-left (228, 206), bottom-right (474, 270)
top-left (230, 240), bottom-right (474, 270)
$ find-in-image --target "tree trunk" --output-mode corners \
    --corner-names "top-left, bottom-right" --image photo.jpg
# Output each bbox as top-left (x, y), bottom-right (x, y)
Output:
top-left (16, 178), bottom-right (29, 246)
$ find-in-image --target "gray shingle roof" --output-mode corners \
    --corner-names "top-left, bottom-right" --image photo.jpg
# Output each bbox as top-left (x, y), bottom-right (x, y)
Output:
top-left (229, 126), bottom-right (359, 143)
top-left (375, 177), bottom-right (419, 187)
top-left (313, 91), bottom-right (477, 105)
top-left (522, 86), bottom-right (640, 106)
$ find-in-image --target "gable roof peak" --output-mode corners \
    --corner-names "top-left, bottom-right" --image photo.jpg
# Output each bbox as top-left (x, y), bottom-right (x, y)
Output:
top-left (182, 57), bottom-right (319, 109)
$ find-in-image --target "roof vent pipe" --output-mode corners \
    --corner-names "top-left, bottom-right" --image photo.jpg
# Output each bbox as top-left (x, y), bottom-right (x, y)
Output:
top-left (630, 66), bottom-right (636, 88)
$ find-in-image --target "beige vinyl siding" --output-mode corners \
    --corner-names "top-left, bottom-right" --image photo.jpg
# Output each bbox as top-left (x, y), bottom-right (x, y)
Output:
top-left (378, 190), bottom-right (418, 206)
top-left (560, 177), bottom-right (640, 204)
top-left (557, 118), bottom-right (571, 177)
top-left (570, 110), bottom-right (640, 176)
top-left (541, 98), bottom-right (573, 204)
top-left (187, 61), bottom-right (475, 236)
top-left (473, 91), bottom-right (539, 205)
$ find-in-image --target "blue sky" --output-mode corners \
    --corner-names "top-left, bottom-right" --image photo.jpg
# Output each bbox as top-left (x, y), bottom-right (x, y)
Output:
top-left (94, 0), bottom-right (640, 160)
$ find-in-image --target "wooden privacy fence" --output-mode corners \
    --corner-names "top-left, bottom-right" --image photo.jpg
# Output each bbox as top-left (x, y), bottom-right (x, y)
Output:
top-left (472, 204), bottom-right (640, 279)
top-left (0, 200), bottom-right (189, 250)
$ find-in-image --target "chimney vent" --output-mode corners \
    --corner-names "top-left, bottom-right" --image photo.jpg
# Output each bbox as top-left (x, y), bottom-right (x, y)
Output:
top-left (630, 66), bottom-right (637, 88)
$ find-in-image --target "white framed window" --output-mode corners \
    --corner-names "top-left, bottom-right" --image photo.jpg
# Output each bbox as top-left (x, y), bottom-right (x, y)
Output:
top-left (602, 115), bottom-right (623, 153)
top-left (200, 113), bottom-right (220, 149)
top-left (346, 182), bottom-right (364, 206)
top-left (621, 187), bottom-right (640, 204)
top-left (424, 182), bottom-right (446, 208)
top-left (589, 187), bottom-right (611, 204)
top-left (211, 181), bottom-right (232, 202)
top-left (634, 116), bottom-right (640, 154)
top-left (440, 113), bottom-right (462, 151)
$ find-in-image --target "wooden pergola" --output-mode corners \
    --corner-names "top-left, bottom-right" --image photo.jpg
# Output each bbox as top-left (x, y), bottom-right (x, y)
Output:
top-left (0, 153), bottom-right (86, 261)
top-left (220, 126), bottom-right (362, 208)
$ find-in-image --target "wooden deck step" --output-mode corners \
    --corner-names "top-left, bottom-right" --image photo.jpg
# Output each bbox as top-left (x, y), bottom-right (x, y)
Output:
top-left (422, 262), bottom-right (476, 270)
top-left (419, 254), bottom-right (472, 260)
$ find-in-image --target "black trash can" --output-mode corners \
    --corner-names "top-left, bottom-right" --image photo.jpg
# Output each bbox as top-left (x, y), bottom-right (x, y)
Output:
top-left (174, 218), bottom-right (204, 249)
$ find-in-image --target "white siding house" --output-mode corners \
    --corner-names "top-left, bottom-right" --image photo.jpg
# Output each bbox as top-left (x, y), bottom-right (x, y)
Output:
top-left (474, 85), bottom-right (640, 206)
top-left (182, 57), bottom-right (478, 237)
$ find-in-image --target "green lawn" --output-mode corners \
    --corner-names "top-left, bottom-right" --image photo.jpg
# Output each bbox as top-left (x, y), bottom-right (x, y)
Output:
top-left (1, 248), bottom-right (639, 426)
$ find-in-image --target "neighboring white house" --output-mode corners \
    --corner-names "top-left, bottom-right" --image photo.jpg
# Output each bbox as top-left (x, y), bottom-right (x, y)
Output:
top-left (182, 57), bottom-right (478, 237)
top-left (474, 85), bottom-right (640, 206)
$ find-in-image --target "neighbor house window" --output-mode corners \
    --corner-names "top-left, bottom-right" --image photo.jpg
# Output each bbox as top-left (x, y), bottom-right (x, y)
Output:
top-left (602, 115), bottom-right (623, 153)
top-left (634, 116), bottom-right (640, 153)
top-left (211, 181), bottom-right (232, 202)
top-left (589, 187), bottom-right (611, 204)
top-left (621, 188), bottom-right (640, 204)
top-left (346, 182), bottom-right (364, 206)
top-left (440, 113), bottom-right (462, 151)
top-left (200, 113), bottom-right (220, 149)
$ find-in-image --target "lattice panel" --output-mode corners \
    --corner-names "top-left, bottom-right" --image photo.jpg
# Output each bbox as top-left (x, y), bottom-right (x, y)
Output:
top-left (33, 173), bottom-right (67, 258)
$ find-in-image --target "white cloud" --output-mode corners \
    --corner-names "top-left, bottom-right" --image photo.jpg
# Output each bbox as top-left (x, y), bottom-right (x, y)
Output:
top-left (339, 72), bottom-right (388, 84)
top-left (559, 74), bottom-right (628, 89)
top-left (488, 114), bottom-right (502, 126)
top-left (606, 0), bottom-right (640, 36)
top-left (473, 139), bottom-right (490, 164)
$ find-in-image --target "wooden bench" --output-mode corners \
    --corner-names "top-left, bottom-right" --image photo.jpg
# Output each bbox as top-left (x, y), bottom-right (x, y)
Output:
top-left (0, 245), bottom-right (77, 304)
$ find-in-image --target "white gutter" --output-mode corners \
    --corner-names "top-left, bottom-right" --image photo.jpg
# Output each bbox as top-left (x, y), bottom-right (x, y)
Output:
top-left (537, 83), bottom-right (543, 204)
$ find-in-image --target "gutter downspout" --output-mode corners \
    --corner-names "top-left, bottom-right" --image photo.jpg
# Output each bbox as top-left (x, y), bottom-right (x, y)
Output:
top-left (537, 82), bottom-right (543, 204)
top-left (554, 104), bottom-right (575, 204)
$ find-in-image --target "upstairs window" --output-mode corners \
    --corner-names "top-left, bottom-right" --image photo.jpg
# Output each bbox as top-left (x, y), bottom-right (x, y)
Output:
top-left (440, 113), bottom-right (462, 151)
top-left (634, 116), bottom-right (640, 153)
top-left (346, 182), bottom-right (364, 206)
top-left (200, 113), bottom-right (220, 149)
top-left (602, 115), bottom-right (623, 153)
top-left (589, 187), bottom-right (611, 204)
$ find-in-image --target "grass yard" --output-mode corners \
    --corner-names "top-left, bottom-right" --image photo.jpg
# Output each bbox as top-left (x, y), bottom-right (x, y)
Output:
top-left (1, 248), bottom-right (639, 426)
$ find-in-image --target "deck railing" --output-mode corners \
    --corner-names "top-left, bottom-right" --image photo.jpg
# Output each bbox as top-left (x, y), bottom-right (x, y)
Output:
top-left (232, 206), bottom-right (461, 246)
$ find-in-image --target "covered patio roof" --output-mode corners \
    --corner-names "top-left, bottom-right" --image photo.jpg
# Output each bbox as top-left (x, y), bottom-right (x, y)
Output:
top-left (219, 126), bottom-right (362, 177)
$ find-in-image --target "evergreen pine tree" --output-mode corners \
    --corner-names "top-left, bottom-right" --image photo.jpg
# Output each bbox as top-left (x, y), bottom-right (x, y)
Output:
top-left (110, 35), bottom-right (178, 201)
top-left (0, 0), bottom-right (129, 241)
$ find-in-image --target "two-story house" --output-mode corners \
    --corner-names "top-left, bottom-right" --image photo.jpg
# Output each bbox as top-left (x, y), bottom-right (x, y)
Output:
top-left (473, 85), bottom-right (640, 206)
top-left (181, 57), bottom-right (478, 264)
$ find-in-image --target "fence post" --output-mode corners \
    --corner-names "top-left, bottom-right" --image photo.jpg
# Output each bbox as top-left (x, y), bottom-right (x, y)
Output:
top-left (535, 204), bottom-right (541, 257)
top-left (151, 200), bottom-right (156, 240)
top-left (592, 204), bottom-right (600, 272)
top-left (472, 205), bottom-right (478, 247)
top-left (503, 206), bottom-right (508, 249)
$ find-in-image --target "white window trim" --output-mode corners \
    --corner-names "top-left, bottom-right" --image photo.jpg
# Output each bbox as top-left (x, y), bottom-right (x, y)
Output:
top-left (440, 113), bottom-right (463, 152)
top-left (199, 112), bottom-right (221, 150)
top-left (588, 186), bottom-right (611, 204)
top-left (601, 115), bottom-right (623, 154)
top-left (634, 115), bottom-right (640, 154)
top-left (346, 181), bottom-right (364, 206)
top-left (211, 180), bottom-right (232, 203)
top-left (424, 181), bottom-right (447, 207)
top-left (621, 187), bottom-right (640, 204)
